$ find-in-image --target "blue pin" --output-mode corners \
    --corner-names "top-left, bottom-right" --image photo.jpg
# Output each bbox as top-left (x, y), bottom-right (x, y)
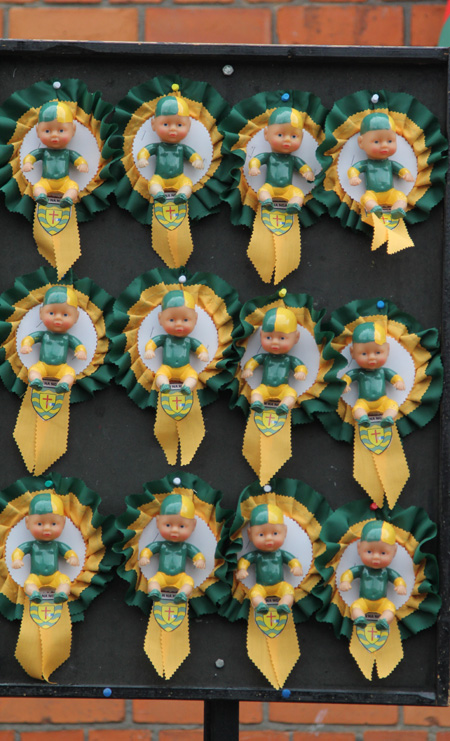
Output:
top-left (281, 689), bottom-right (291, 699)
top-left (377, 300), bottom-right (385, 309)
top-left (103, 688), bottom-right (112, 698)
top-left (45, 480), bottom-right (52, 487)
top-left (281, 93), bottom-right (290, 102)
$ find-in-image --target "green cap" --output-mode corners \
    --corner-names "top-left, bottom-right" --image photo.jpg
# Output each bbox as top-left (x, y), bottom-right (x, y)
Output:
top-left (38, 101), bottom-right (74, 124)
top-left (360, 520), bottom-right (396, 545)
top-left (268, 106), bottom-right (303, 129)
top-left (29, 491), bottom-right (64, 516)
top-left (262, 307), bottom-right (297, 334)
top-left (43, 285), bottom-right (78, 308)
top-left (155, 86), bottom-right (190, 118)
top-left (160, 493), bottom-right (195, 519)
top-left (249, 503), bottom-right (284, 526)
top-left (360, 112), bottom-right (395, 135)
top-left (161, 290), bottom-right (195, 311)
top-left (352, 321), bottom-right (386, 345)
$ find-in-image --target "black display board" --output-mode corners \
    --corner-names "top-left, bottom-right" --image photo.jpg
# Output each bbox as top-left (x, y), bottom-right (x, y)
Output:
top-left (0, 41), bottom-right (447, 711)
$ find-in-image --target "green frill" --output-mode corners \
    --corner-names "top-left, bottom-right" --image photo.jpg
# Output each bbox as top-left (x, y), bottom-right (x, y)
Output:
top-left (218, 89), bottom-right (328, 229)
top-left (0, 78), bottom-right (120, 223)
top-left (314, 89), bottom-right (447, 235)
top-left (112, 75), bottom-right (230, 225)
top-left (228, 290), bottom-right (347, 425)
top-left (114, 472), bottom-right (233, 617)
top-left (314, 500), bottom-right (440, 641)
top-left (0, 474), bottom-right (119, 623)
top-left (218, 476), bottom-right (332, 623)
top-left (317, 298), bottom-right (443, 443)
top-left (0, 265), bottom-right (115, 404)
top-left (108, 266), bottom-right (240, 410)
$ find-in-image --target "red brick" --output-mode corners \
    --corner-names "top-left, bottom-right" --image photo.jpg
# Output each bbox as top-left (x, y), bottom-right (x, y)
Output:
top-left (145, 8), bottom-right (271, 43)
top-left (277, 6), bottom-right (403, 46)
top-left (364, 734), bottom-right (428, 741)
top-left (411, 4), bottom-right (446, 46)
top-left (239, 734), bottom-right (288, 741)
top-left (8, 8), bottom-right (138, 40)
top-left (22, 734), bottom-right (84, 741)
top-left (133, 700), bottom-right (203, 724)
top-left (90, 733), bottom-right (151, 741)
top-left (175, 0), bottom-right (233, 5)
top-left (0, 698), bottom-right (125, 724)
top-left (437, 734), bottom-right (450, 740)
top-left (159, 733), bottom-right (203, 741)
top-left (44, 0), bottom-right (100, 5)
top-left (0, 734), bottom-right (14, 741)
top-left (404, 707), bottom-right (450, 726)
top-left (240, 702), bottom-right (263, 724)
top-left (269, 703), bottom-right (398, 725)
top-left (294, 735), bottom-right (355, 741)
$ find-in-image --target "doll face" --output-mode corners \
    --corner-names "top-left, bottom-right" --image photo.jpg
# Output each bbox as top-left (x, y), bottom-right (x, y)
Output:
top-left (248, 522), bottom-right (287, 552)
top-left (357, 539), bottom-right (397, 569)
top-left (25, 512), bottom-right (66, 541)
top-left (152, 114), bottom-right (191, 144)
top-left (357, 129), bottom-right (397, 160)
top-left (350, 340), bottom-right (389, 370)
top-left (260, 328), bottom-right (300, 355)
top-left (264, 123), bottom-right (303, 154)
top-left (159, 305), bottom-right (197, 337)
top-left (156, 513), bottom-right (196, 542)
top-left (40, 302), bottom-right (79, 334)
top-left (36, 120), bottom-right (76, 150)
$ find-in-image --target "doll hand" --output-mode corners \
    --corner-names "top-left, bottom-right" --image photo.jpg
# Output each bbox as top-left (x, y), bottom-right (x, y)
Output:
top-left (138, 557), bottom-right (150, 568)
top-left (294, 371), bottom-right (306, 381)
top-left (77, 163), bottom-right (89, 173)
top-left (22, 162), bottom-right (33, 173)
top-left (395, 584), bottom-right (407, 595)
top-left (236, 569), bottom-right (248, 581)
top-left (198, 352), bottom-right (209, 363)
top-left (393, 380), bottom-right (405, 391)
top-left (137, 158), bottom-right (148, 169)
top-left (21, 345), bottom-right (32, 355)
top-left (349, 176), bottom-right (361, 186)
top-left (195, 559), bottom-right (206, 570)
top-left (303, 170), bottom-right (315, 183)
top-left (403, 172), bottom-right (415, 182)
top-left (67, 556), bottom-right (79, 567)
top-left (75, 349), bottom-right (87, 360)
top-left (249, 167), bottom-right (260, 177)
top-left (339, 581), bottom-right (352, 592)
top-left (11, 559), bottom-right (24, 570)
top-left (144, 348), bottom-right (156, 359)
top-left (343, 384), bottom-right (351, 393)
top-left (241, 369), bottom-right (253, 379)
top-left (291, 565), bottom-right (303, 577)
top-left (192, 158), bottom-right (204, 171)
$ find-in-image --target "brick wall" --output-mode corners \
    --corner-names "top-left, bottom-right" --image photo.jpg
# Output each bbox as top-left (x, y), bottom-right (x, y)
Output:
top-left (0, 699), bottom-right (450, 737)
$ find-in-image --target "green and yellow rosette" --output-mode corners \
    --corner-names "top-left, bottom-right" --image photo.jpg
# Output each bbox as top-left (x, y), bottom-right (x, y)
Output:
top-left (108, 267), bottom-right (240, 465)
top-left (314, 89), bottom-right (447, 254)
top-left (0, 78), bottom-right (119, 278)
top-left (219, 90), bottom-right (327, 284)
top-left (315, 501), bottom-right (440, 680)
top-left (115, 472), bottom-right (232, 680)
top-left (0, 266), bottom-right (114, 475)
top-left (218, 477), bottom-right (332, 689)
top-left (318, 298), bottom-right (442, 508)
top-left (0, 474), bottom-right (118, 682)
top-left (229, 289), bottom-right (346, 485)
top-left (113, 75), bottom-right (230, 268)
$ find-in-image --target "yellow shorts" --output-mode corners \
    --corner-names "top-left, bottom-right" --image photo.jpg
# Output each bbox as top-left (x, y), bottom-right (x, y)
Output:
top-left (258, 183), bottom-right (304, 201)
top-left (361, 188), bottom-right (407, 208)
top-left (252, 383), bottom-right (297, 402)
top-left (25, 571), bottom-right (71, 590)
top-left (351, 596), bottom-right (396, 615)
top-left (155, 363), bottom-right (198, 383)
top-left (249, 581), bottom-right (295, 601)
top-left (29, 362), bottom-right (76, 381)
top-left (353, 395), bottom-right (399, 415)
top-left (150, 571), bottom-right (194, 590)
top-left (35, 176), bottom-right (79, 195)
top-left (150, 174), bottom-right (193, 191)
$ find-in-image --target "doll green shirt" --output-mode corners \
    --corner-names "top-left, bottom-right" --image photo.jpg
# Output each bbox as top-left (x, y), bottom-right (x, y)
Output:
top-left (146, 335), bottom-right (206, 369)
top-left (341, 564), bottom-right (405, 601)
top-left (138, 142), bottom-right (200, 180)
top-left (24, 148), bottom-right (86, 181)
top-left (245, 353), bottom-right (306, 388)
top-left (140, 540), bottom-right (204, 576)
top-left (348, 158), bottom-right (407, 193)
top-left (23, 330), bottom-right (84, 367)
top-left (343, 367), bottom-right (401, 402)
top-left (13, 540), bottom-right (73, 577)
top-left (238, 549), bottom-right (300, 587)
top-left (249, 152), bottom-right (312, 189)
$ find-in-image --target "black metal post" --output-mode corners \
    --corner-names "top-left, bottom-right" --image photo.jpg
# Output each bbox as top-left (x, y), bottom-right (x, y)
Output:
top-left (204, 699), bottom-right (239, 741)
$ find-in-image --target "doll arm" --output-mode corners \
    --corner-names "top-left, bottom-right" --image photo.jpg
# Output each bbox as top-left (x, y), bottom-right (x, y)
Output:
top-left (20, 331), bottom-right (43, 355)
top-left (22, 149), bottom-right (44, 172)
top-left (137, 143), bottom-right (158, 168)
top-left (388, 568), bottom-right (407, 595)
top-left (348, 161), bottom-right (367, 187)
top-left (340, 566), bottom-right (360, 592)
top-left (242, 355), bottom-right (263, 380)
top-left (144, 335), bottom-right (165, 359)
top-left (185, 146), bottom-right (204, 171)
top-left (281, 549), bottom-right (303, 577)
top-left (59, 543), bottom-right (79, 567)
top-left (393, 161), bottom-right (415, 183)
top-left (292, 357), bottom-right (308, 381)
top-left (248, 152), bottom-right (269, 177)
top-left (187, 544), bottom-right (206, 570)
top-left (293, 157), bottom-right (315, 183)
top-left (190, 338), bottom-right (209, 363)
top-left (342, 369), bottom-right (358, 392)
top-left (11, 542), bottom-right (31, 569)
top-left (236, 553), bottom-right (255, 581)
top-left (138, 541), bottom-right (162, 568)
top-left (385, 368), bottom-right (405, 391)
top-left (70, 150), bottom-right (89, 173)
top-left (69, 335), bottom-right (87, 361)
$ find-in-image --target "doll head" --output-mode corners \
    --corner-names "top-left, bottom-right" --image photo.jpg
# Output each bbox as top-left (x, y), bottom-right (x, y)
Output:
top-left (264, 107), bottom-right (304, 155)
top-left (25, 491), bottom-right (66, 542)
top-left (357, 112), bottom-right (397, 161)
top-left (40, 286), bottom-right (79, 335)
top-left (357, 520), bottom-right (397, 570)
top-left (36, 101), bottom-right (76, 150)
top-left (156, 493), bottom-right (197, 543)
top-left (158, 290), bottom-right (198, 338)
top-left (260, 307), bottom-right (300, 355)
top-left (247, 503), bottom-right (287, 552)
top-left (349, 321), bottom-right (389, 370)
top-left (151, 85), bottom-right (191, 144)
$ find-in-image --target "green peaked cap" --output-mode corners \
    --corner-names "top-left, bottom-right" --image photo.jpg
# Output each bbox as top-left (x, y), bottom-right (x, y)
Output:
top-left (159, 493), bottom-right (195, 519)
top-left (360, 112), bottom-right (394, 135)
top-left (42, 285), bottom-right (78, 308)
top-left (250, 503), bottom-right (284, 526)
top-left (268, 106), bottom-right (303, 128)
top-left (352, 321), bottom-right (386, 345)
top-left (38, 101), bottom-right (74, 124)
top-left (161, 289), bottom-right (195, 310)
top-left (360, 520), bottom-right (396, 545)
top-left (29, 491), bottom-right (64, 516)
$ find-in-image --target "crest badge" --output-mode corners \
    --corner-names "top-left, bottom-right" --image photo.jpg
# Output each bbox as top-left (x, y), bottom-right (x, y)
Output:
top-left (160, 386), bottom-right (193, 420)
top-left (36, 202), bottom-right (71, 236)
top-left (261, 205), bottom-right (294, 236)
top-left (359, 422), bottom-right (392, 454)
top-left (153, 600), bottom-right (187, 632)
top-left (154, 199), bottom-right (187, 231)
top-left (380, 211), bottom-right (401, 230)
top-left (254, 406), bottom-right (286, 437)
top-left (255, 606), bottom-right (288, 638)
top-left (29, 601), bottom-right (63, 629)
top-left (31, 386), bottom-right (65, 421)
top-left (356, 621), bottom-right (389, 653)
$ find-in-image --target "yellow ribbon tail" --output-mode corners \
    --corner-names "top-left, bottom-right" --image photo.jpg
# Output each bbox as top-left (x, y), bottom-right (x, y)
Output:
top-left (248, 209), bottom-right (276, 283)
top-left (13, 388), bottom-right (70, 475)
top-left (353, 432), bottom-right (385, 507)
top-left (154, 390), bottom-right (204, 465)
top-left (33, 206), bottom-right (81, 280)
top-left (243, 411), bottom-right (292, 486)
top-left (144, 606), bottom-right (190, 680)
top-left (349, 626), bottom-right (377, 680)
top-left (369, 213), bottom-right (414, 254)
top-left (247, 607), bottom-right (300, 689)
top-left (374, 619), bottom-right (404, 678)
top-left (353, 425), bottom-right (409, 509)
top-left (273, 215), bottom-right (301, 285)
top-left (152, 211), bottom-right (193, 268)
top-left (15, 601), bottom-right (72, 682)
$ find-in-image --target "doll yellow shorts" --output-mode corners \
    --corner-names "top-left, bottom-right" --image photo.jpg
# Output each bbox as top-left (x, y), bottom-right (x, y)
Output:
top-left (252, 383), bottom-right (297, 402)
top-left (155, 363), bottom-right (198, 383)
top-left (353, 395), bottom-right (399, 415)
top-left (258, 184), bottom-right (304, 201)
top-left (150, 571), bottom-right (194, 590)
top-left (29, 362), bottom-right (76, 380)
top-left (150, 174), bottom-right (193, 191)
top-left (361, 188), bottom-right (407, 208)
top-left (250, 581), bottom-right (295, 601)
top-left (25, 571), bottom-right (71, 590)
top-left (35, 176), bottom-right (79, 195)
top-left (351, 596), bottom-right (396, 615)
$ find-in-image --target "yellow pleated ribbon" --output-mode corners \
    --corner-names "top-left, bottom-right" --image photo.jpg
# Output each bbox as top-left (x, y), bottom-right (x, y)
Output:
top-left (33, 206), bottom-right (81, 281)
top-left (144, 605), bottom-right (190, 680)
top-left (353, 424), bottom-right (410, 509)
top-left (151, 210), bottom-right (193, 268)
top-left (15, 601), bottom-right (72, 683)
top-left (247, 607), bottom-right (300, 689)
top-left (13, 387), bottom-right (70, 476)
top-left (154, 390), bottom-right (205, 465)
top-left (349, 618), bottom-right (403, 680)
top-left (247, 208), bottom-right (301, 284)
top-left (242, 411), bottom-right (292, 486)
top-left (363, 212), bottom-right (414, 254)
